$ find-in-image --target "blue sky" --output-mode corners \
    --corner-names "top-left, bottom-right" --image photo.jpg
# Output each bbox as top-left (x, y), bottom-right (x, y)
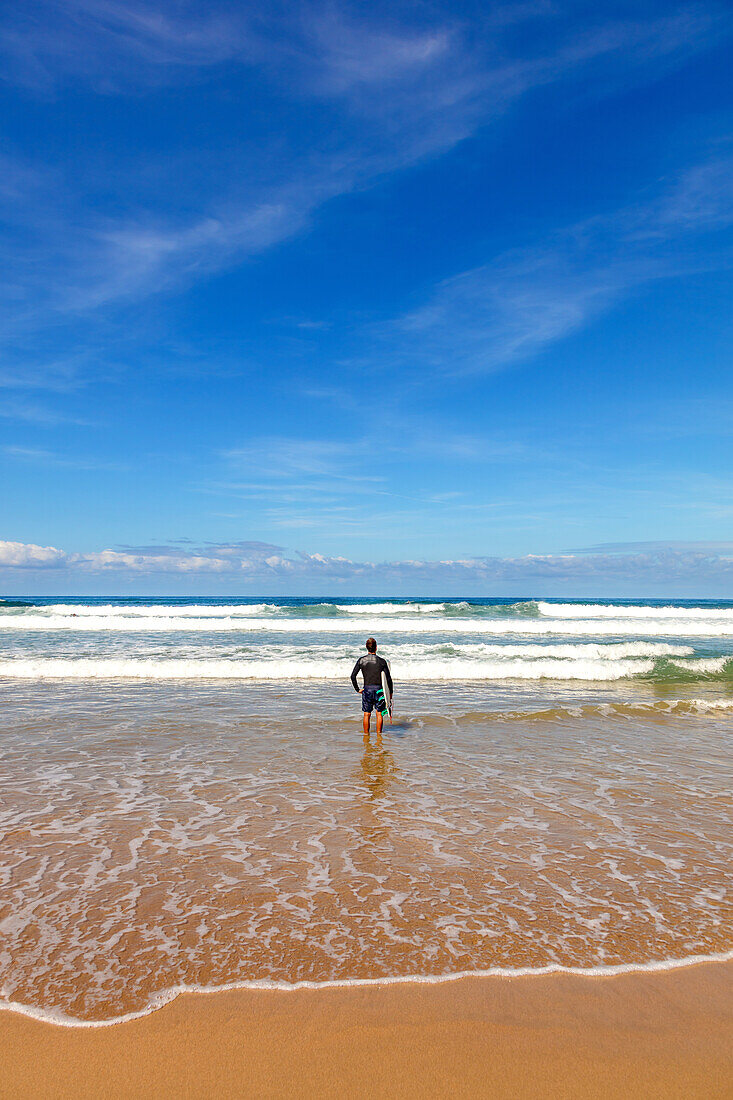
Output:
top-left (1, 0), bottom-right (732, 596)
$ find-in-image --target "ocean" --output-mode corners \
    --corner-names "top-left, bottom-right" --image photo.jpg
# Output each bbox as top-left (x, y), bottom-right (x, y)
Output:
top-left (0, 596), bottom-right (731, 1024)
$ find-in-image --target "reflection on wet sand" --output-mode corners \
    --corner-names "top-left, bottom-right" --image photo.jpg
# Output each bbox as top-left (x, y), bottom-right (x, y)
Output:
top-left (358, 737), bottom-right (397, 801)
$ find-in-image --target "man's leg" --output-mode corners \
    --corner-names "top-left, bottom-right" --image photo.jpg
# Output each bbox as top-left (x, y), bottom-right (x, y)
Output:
top-left (363, 711), bottom-right (371, 739)
top-left (376, 712), bottom-right (383, 736)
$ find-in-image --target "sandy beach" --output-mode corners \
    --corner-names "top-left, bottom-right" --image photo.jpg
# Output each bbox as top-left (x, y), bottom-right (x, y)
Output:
top-left (4, 0), bottom-right (733, 1086)
top-left (2, 962), bottom-right (731, 1099)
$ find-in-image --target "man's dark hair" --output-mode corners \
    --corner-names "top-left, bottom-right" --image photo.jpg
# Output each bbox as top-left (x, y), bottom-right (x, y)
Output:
top-left (366, 637), bottom-right (377, 652)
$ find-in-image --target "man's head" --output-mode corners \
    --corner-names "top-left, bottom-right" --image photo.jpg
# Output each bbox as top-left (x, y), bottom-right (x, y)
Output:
top-left (365, 637), bottom-right (377, 653)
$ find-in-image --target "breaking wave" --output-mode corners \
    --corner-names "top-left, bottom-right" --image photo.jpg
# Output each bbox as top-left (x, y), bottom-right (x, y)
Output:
top-left (2, 653), bottom-right (731, 682)
top-left (3, 613), bottom-right (733, 636)
top-left (538, 602), bottom-right (733, 620)
top-left (3, 599), bottom-right (733, 640)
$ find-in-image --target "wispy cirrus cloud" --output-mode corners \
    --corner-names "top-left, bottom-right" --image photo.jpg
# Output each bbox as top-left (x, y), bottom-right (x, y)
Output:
top-left (376, 152), bottom-right (733, 376)
top-left (223, 437), bottom-right (384, 483)
top-left (0, 398), bottom-right (87, 425)
top-left (2, 1), bottom-right (727, 385)
top-left (206, 438), bottom-right (390, 534)
top-left (2, 445), bottom-right (123, 470)
top-left (572, 540), bottom-right (733, 554)
top-left (209, 428), bottom-right (529, 528)
top-left (0, 0), bottom-right (257, 91)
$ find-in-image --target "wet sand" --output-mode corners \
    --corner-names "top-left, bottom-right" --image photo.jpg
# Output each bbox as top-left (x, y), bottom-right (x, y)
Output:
top-left (2, 962), bottom-right (731, 1099)
top-left (3, 680), bottom-right (731, 1022)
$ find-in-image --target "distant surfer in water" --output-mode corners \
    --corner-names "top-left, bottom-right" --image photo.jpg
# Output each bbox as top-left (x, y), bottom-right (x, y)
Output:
top-left (350, 637), bottom-right (393, 741)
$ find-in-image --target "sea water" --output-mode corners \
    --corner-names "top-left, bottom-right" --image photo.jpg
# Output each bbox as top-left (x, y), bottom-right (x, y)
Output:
top-left (0, 596), bottom-right (731, 1023)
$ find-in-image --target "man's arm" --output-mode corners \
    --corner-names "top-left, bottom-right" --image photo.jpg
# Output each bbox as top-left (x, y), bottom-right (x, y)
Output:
top-left (381, 658), bottom-right (393, 694)
top-left (350, 658), bottom-right (362, 692)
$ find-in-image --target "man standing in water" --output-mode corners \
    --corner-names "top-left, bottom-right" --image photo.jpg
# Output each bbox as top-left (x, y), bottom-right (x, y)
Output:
top-left (350, 637), bottom-right (393, 740)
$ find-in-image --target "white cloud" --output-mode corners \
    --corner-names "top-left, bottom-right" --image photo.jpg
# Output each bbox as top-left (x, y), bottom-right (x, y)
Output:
top-left (1, 537), bottom-right (731, 585)
top-left (0, 539), bottom-right (67, 567)
top-left (72, 549), bottom-right (232, 572)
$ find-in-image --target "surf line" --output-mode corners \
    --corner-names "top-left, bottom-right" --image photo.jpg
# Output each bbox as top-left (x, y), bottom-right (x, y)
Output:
top-left (2, 949), bottom-right (732, 1029)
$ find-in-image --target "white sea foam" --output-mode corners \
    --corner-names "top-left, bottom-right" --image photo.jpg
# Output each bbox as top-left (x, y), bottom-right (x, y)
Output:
top-left (7, 601), bottom-right (475, 617)
top-left (6, 603), bottom-right (278, 618)
top-left (538, 602), bottom-right (733, 620)
top-left (409, 642), bottom-right (692, 657)
top-left (0, 654), bottom-right (714, 680)
top-left (678, 657), bottom-right (730, 672)
top-left (6, 600), bottom-right (728, 622)
top-left (1, 950), bottom-right (731, 1029)
top-left (0, 601), bottom-right (454, 621)
top-left (3, 613), bottom-right (733, 636)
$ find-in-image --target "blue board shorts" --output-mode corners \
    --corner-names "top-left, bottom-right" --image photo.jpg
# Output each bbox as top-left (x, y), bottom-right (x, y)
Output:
top-left (361, 685), bottom-right (382, 713)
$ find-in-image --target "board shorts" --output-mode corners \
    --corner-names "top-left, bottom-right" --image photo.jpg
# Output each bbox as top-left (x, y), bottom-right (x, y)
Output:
top-left (361, 685), bottom-right (381, 713)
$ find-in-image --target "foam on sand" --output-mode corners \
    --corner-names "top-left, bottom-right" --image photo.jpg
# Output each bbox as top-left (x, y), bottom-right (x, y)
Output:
top-left (1, 950), bottom-right (732, 1028)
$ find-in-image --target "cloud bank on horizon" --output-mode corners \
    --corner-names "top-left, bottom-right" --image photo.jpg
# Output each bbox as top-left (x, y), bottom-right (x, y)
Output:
top-left (1, 539), bottom-right (732, 598)
top-left (1, 1), bottom-right (732, 594)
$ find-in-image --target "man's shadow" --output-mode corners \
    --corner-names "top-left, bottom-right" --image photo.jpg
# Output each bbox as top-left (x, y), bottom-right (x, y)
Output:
top-left (383, 718), bottom-right (412, 737)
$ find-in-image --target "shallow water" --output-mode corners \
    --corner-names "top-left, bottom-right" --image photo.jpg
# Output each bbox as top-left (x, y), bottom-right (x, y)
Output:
top-left (0, 598), bottom-right (731, 1023)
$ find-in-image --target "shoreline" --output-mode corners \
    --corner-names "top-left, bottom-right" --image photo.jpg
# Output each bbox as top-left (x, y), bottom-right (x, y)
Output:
top-left (2, 949), bottom-right (733, 1028)
top-left (1, 961), bottom-right (730, 1098)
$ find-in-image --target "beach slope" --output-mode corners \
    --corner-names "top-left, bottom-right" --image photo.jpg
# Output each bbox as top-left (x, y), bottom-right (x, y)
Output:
top-left (2, 962), bottom-right (731, 1099)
